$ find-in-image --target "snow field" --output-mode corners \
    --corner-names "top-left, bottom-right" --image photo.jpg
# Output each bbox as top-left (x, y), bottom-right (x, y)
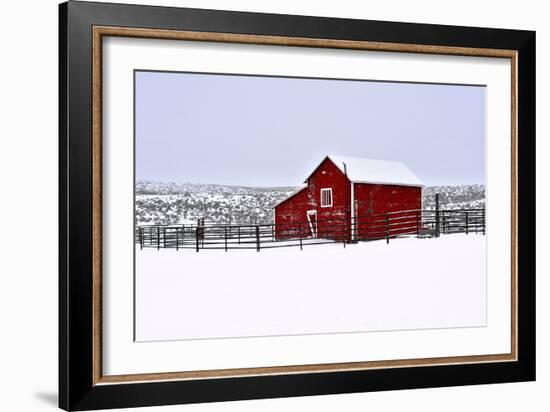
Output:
top-left (135, 234), bottom-right (486, 341)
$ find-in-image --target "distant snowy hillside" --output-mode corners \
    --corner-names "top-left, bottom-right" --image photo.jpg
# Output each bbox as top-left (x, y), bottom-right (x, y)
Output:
top-left (422, 184), bottom-right (485, 210)
top-left (135, 180), bottom-right (485, 226)
top-left (136, 180), bottom-right (296, 225)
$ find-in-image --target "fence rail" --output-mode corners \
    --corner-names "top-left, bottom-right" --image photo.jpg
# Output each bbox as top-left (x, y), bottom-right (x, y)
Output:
top-left (135, 208), bottom-right (485, 252)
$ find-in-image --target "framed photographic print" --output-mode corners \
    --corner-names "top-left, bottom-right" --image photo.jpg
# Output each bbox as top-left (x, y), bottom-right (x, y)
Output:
top-left (59, 1), bottom-right (536, 410)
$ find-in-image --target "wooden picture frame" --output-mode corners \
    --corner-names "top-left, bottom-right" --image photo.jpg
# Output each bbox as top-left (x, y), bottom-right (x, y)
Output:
top-left (59, 1), bottom-right (535, 410)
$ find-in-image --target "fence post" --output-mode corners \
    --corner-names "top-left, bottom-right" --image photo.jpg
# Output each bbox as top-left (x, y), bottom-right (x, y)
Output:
top-left (224, 226), bottom-right (228, 252)
top-left (385, 213), bottom-right (390, 244)
top-left (195, 226), bottom-right (199, 252)
top-left (157, 227), bottom-right (160, 250)
top-left (175, 228), bottom-right (179, 251)
top-left (416, 210), bottom-right (420, 237)
top-left (482, 209), bottom-right (486, 235)
top-left (163, 228), bottom-right (166, 248)
top-left (435, 194), bottom-right (440, 238)
top-left (299, 223), bottom-right (303, 251)
top-left (202, 226), bottom-right (205, 249)
top-left (256, 225), bottom-right (260, 252)
top-left (237, 226), bottom-right (241, 244)
top-left (182, 224), bottom-right (185, 240)
top-left (343, 219), bottom-right (346, 247)
top-left (139, 228), bottom-right (143, 250)
top-left (465, 211), bottom-right (469, 235)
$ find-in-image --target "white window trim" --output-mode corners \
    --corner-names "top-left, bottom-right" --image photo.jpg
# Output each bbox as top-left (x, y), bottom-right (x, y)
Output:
top-left (320, 188), bottom-right (333, 208)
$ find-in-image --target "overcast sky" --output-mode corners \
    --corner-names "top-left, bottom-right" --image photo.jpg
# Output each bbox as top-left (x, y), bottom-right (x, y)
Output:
top-left (135, 71), bottom-right (485, 187)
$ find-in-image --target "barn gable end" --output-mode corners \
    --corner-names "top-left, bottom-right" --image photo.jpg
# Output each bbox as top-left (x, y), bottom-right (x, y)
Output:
top-left (306, 157), bottom-right (351, 239)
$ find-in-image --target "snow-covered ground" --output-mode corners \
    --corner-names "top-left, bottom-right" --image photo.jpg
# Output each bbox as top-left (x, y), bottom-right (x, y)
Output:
top-left (135, 234), bottom-right (486, 342)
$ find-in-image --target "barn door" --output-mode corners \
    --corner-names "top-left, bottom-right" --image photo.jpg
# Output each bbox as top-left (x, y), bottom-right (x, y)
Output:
top-left (306, 210), bottom-right (318, 238)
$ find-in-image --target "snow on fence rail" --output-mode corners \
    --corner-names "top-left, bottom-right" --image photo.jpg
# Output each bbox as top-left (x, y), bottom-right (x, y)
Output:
top-left (135, 208), bottom-right (485, 252)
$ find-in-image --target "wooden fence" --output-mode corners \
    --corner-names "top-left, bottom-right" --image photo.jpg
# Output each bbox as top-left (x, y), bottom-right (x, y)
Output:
top-left (135, 208), bottom-right (485, 252)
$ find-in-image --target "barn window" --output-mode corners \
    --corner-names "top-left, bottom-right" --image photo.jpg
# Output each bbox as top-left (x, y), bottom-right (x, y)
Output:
top-left (320, 188), bottom-right (333, 207)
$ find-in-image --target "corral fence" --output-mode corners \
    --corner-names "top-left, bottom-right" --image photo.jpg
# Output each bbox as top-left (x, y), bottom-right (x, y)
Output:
top-left (135, 208), bottom-right (485, 252)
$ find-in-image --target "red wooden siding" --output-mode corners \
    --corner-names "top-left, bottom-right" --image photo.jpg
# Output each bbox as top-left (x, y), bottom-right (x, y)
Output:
top-left (353, 183), bottom-right (422, 239)
top-left (274, 187), bottom-right (309, 238)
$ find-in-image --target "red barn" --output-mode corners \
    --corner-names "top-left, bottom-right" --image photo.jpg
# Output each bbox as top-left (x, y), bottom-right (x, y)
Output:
top-left (274, 155), bottom-right (423, 242)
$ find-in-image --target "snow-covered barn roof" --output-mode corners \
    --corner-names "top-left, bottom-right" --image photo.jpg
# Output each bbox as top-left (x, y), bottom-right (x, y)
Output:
top-left (274, 155), bottom-right (423, 209)
top-left (320, 155), bottom-right (424, 187)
